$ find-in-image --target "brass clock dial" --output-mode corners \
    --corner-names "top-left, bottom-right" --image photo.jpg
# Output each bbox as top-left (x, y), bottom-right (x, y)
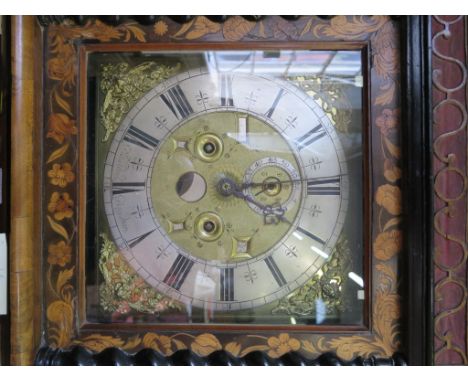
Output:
top-left (103, 70), bottom-right (348, 311)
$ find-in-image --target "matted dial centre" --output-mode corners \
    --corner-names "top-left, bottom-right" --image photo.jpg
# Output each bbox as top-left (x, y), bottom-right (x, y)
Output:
top-left (150, 111), bottom-right (303, 262)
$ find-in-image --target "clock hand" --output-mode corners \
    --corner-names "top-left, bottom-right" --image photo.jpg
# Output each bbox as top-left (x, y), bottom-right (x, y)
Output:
top-left (217, 177), bottom-right (291, 224)
top-left (239, 174), bottom-right (347, 190)
top-left (261, 204), bottom-right (293, 225)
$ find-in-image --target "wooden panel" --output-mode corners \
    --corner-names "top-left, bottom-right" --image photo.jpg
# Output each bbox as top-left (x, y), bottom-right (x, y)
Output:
top-left (10, 15), bottom-right (42, 366)
top-left (0, 15), bottom-right (10, 366)
top-left (432, 15), bottom-right (468, 366)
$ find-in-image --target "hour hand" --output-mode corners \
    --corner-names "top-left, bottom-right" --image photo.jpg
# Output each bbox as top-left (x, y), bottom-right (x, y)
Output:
top-left (262, 204), bottom-right (291, 225)
top-left (217, 177), bottom-right (291, 225)
top-left (217, 177), bottom-right (267, 210)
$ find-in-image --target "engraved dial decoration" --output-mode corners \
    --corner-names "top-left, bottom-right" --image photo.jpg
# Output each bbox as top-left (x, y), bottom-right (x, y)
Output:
top-left (103, 69), bottom-right (348, 311)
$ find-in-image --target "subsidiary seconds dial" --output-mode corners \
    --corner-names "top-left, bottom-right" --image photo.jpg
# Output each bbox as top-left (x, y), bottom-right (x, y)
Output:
top-left (103, 69), bottom-right (348, 311)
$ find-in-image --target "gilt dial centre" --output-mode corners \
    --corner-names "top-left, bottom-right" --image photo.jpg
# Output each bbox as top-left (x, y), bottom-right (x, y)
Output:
top-left (150, 111), bottom-right (303, 263)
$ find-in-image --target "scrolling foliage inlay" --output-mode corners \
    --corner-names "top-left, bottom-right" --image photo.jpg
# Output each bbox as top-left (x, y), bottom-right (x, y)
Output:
top-left (43, 16), bottom-right (402, 360)
top-left (432, 15), bottom-right (468, 366)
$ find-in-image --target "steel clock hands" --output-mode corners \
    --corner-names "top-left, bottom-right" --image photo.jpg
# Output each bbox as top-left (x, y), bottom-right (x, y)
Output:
top-left (238, 174), bottom-right (346, 190)
top-left (217, 177), bottom-right (291, 225)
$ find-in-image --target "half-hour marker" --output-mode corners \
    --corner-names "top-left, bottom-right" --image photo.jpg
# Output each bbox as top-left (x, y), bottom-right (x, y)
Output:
top-left (167, 216), bottom-right (188, 233)
top-left (231, 236), bottom-right (252, 260)
top-left (238, 115), bottom-right (247, 143)
top-left (127, 229), bottom-right (155, 248)
top-left (123, 125), bottom-right (160, 150)
top-left (265, 256), bottom-right (287, 287)
top-left (163, 254), bottom-right (194, 290)
top-left (265, 88), bottom-right (286, 119)
top-left (112, 182), bottom-right (146, 195)
top-left (160, 84), bottom-right (194, 119)
top-left (220, 74), bottom-right (234, 107)
top-left (220, 267), bottom-right (234, 301)
top-left (307, 176), bottom-right (341, 195)
top-left (296, 226), bottom-right (326, 245)
top-left (295, 124), bottom-right (326, 150)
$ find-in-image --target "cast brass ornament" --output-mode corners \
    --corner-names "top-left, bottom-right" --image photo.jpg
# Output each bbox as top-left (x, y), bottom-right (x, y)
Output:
top-left (100, 62), bottom-right (180, 142)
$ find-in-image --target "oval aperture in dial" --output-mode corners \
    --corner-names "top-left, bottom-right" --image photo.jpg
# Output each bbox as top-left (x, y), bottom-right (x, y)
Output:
top-left (176, 172), bottom-right (207, 202)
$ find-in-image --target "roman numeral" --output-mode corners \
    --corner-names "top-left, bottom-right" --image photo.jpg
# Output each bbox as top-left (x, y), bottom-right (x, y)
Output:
top-left (220, 74), bottom-right (234, 107)
top-left (220, 267), bottom-right (234, 301)
top-left (163, 254), bottom-right (194, 290)
top-left (265, 257), bottom-right (287, 287)
top-left (296, 226), bottom-right (326, 245)
top-left (123, 125), bottom-right (160, 150)
top-left (127, 229), bottom-right (155, 248)
top-left (295, 124), bottom-right (326, 150)
top-left (160, 85), bottom-right (194, 119)
top-left (265, 88), bottom-right (285, 119)
top-left (307, 176), bottom-right (341, 196)
top-left (112, 182), bottom-right (146, 195)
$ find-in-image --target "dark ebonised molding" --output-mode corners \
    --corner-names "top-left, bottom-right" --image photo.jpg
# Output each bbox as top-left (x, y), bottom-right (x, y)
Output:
top-left (400, 16), bottom-right (433, 366)
top-left (35, 346), bottom-right (407, 366)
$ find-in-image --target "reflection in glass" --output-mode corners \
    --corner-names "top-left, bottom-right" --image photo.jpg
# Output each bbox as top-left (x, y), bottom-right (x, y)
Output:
top-left (85, 50), bottom-right (365, 327)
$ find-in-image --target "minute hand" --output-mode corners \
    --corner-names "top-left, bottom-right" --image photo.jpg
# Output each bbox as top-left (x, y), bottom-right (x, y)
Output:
top-left (239, 174), bottom-right (346, 189)
top-left (230, 187), bottom-right (292, 225)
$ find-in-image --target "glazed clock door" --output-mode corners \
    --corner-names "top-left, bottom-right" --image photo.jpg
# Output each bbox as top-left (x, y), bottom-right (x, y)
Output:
top-left (86, 49), bottom-right (364, 326)
top-left (102, 69), bottom-right (349, 311)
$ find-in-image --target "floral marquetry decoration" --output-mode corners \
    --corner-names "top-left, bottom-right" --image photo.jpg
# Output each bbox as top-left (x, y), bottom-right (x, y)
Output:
top-left (35, 15), bottom-right (404, 364)
top-left (48, 163), bottom-right (75, 188)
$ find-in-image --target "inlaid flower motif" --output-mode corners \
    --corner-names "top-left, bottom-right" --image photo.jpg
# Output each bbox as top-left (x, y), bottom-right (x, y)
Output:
top-left (48, 192), bottom-right (74, 221)
top-left (375, 184), bottom-right (401, 215)
top-left (88, 20), bottom-right (122, 42)
top-left (372, 22), bottom-right (398, 80)
top-left (267, 333), bottom-right (301, 358)
top-left (374, 230), bottom-right (402, 261)
top-left (376, 108), bottom-right (399, 137)
top-left (47, 55), bottom-right (74, 83)
top-left (46, 36), bottom-right (76, 87)
top-left (154, 20), bottom-right (168, 36)
top-left (47, 240), bottom-right (72, 267)
top-left (46, 300), bottom-right (73, 347)
top-left (142, 333), bottom-right (178, 355)
top-left (222, 16), bottom-right (256, 41)
top-left (157, 335), bottom-right (173, 355)
top-left (224, 342), bottom-right (241, 357)
top-left (47, 113), bottom-right (78, 144)
top-left (185, 16), bottom-right (221, 40)
top-left (191, 333), bottom-right (222, 357)
top-left (48, 163), bottom-right (75, 188)
top-left (383, 159), bottom-right (401, 183)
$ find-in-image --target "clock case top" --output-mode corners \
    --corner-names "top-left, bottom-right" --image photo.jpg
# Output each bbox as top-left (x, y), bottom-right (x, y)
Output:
top-left (8, 16), bottom-right (433, 365)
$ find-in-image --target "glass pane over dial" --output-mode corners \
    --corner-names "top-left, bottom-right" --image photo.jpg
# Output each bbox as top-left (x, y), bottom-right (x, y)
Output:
top-left (88, 50), bottom-right (364, 325)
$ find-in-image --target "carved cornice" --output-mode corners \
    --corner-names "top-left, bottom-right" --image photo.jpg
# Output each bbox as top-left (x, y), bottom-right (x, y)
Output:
top-left (35, 346), bottom-right (407, 366)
